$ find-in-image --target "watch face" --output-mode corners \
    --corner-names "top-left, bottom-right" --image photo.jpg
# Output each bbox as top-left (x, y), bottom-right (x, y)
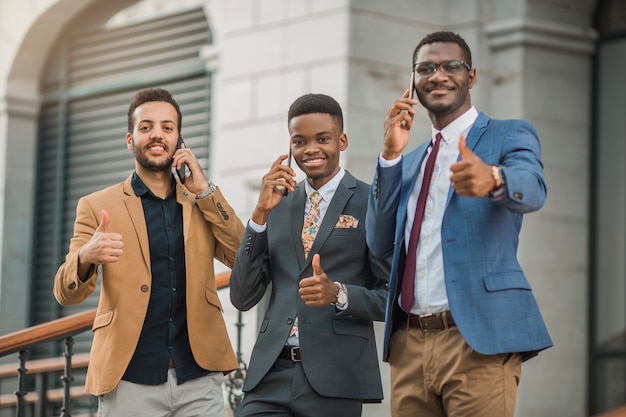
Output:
top-left (337, 289), bottom-right (348, 305)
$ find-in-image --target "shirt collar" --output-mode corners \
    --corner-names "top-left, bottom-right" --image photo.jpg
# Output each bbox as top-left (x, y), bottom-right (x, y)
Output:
top-left (304, 168), bottom-right (345, 202)
top-left (131, 172), bottom-right (176, 199)
top-left (431, 105), bottom-right (479, 144)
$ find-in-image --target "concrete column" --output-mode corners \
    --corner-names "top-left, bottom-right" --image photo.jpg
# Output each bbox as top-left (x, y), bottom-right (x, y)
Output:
top-left (485, 13), bottom-right (596, 417)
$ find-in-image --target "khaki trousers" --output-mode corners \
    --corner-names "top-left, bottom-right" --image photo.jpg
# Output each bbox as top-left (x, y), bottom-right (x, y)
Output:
top-left (98, 368), bottom-right (225, 417)
top-left (389, 324), bottom-right (522, 417)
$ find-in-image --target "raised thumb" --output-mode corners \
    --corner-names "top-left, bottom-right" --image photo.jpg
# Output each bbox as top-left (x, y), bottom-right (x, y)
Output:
top-left (96, 210), bottom-right (109, 233)
top-left (312, 254), bottom-right (323, 275)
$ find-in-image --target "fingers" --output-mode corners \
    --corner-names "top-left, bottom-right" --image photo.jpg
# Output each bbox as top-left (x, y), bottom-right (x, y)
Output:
top-left (311, 254), bottom-right (322, 276)
top-left (450, 136), bottom-right (494, 197)
top-left (264, 155), bottom-right (296, 189)
top-left (458, 135), bottom-right (473, 160)
top-left (298, 256), bottom-right (336, 307)
top-left (96, 210), bottom-right (109, 233)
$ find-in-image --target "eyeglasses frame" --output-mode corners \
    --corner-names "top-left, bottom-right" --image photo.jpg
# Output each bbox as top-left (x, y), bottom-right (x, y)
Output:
top-left (413, 60), bottom-right (472, 77)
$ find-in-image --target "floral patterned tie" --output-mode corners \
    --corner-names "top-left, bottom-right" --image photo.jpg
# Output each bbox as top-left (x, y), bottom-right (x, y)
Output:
top-left (288, 191), bottom-right (323, 344)
top-left (301, 191), bottom-right (322, 259)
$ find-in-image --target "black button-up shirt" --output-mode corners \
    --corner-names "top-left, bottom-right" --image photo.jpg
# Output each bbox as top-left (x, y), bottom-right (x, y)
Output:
top-left (122, 173), bottom-right (207, 385)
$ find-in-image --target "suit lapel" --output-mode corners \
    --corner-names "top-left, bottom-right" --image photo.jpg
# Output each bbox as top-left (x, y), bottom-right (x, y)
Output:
top-left (176, 183), bottom-right (194, 249)
top-left (301, 173), bottom-right (355, 271)
top-left (122, 177), bottom-right (151, 272)
top-left (290, 183), bottom-right (307, 271)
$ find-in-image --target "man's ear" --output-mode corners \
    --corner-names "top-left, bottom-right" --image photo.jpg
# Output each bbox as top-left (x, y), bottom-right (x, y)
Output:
top-left (339, 133), bottom-right (348, 151)
top-left (126, 133), bottom-right (133, 150)
top-left (468, 68), bottom-right (476, 89)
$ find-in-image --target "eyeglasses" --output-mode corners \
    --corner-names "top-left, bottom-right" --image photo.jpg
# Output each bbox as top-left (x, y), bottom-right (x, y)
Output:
top-left (414, 60), bottom-right (471, 77)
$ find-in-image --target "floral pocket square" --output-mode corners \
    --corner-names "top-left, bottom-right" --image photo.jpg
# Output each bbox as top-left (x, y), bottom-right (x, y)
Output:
top-left (335, 214), bottom-right (359, 228)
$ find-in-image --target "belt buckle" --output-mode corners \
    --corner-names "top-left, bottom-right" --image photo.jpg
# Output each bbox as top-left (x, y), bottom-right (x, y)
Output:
top-left (290, 347), bottom-right (301, 362)
top-left (418, 313), bottom-right (434, 332)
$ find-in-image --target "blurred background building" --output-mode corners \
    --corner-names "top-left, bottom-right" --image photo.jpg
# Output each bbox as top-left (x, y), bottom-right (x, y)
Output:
top-left (0, 0), bottom-right (624, 416)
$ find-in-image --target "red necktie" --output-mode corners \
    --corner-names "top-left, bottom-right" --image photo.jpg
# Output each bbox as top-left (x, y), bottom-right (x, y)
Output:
top-left (401, 133), bottom-right (443, 313)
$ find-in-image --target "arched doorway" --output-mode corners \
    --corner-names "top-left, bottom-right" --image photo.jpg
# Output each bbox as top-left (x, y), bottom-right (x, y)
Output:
top-left (29, 0), bottom-right (214, 357)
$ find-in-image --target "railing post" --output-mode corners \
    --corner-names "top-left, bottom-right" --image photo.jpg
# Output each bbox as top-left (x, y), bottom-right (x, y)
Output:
top-left (34, 372), bottom-right (48, 417)
top-left (14, 349), bottom-right (27, 417)
top-left (59, 336), bottom-right (74, 417)
top-left (225, 311), bottom-right (247, 411)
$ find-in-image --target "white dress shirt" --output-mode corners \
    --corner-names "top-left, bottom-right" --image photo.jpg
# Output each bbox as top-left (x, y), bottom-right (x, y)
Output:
top-left (380, 106), bottom-right (479, 315)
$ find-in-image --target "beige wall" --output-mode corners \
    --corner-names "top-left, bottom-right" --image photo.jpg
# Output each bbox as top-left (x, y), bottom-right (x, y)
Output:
top-left (0, 0), bottom-right (603, 416)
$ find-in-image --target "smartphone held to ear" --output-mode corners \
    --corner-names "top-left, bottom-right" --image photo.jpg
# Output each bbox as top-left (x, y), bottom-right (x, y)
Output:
top-left (408, 71), bottom-right (415, 99)
top-left (284, 145), bottom-right (292, 196)
top-left (176, 136), bottom-right (186, 184)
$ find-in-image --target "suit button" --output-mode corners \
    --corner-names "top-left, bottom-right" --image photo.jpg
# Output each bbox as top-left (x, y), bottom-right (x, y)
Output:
top-left (141, 285), bottom-right (149, 292)
top-left (286, 318), bottom-right (293, 325)
top-left (217, 203), bottom-right (223, 209)
top-left (68, 282), bottom-right (77, 290)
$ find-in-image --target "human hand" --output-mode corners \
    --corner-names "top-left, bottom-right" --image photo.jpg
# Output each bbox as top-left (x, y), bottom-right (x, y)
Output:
top-left (250, 155), bottom-right (296, 225)
top-left (449, 135), bottom-right (496, 197)
top-left (299, 254), bottom-right (339, 307)
top-left (78, 210), bottom-right (124, 267)
top-left (172, 141), bottom-right (210, 194)
top-left (382, 88), bottom-right (418, 160)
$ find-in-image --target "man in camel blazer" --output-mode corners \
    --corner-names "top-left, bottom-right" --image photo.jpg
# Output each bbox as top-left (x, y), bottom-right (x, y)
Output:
top-left (54, 88), bottom-right (244, 416)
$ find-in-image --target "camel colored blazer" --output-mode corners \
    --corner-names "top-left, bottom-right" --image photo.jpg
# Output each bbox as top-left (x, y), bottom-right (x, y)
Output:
top-left (54, 175), bottom-right (245, 395)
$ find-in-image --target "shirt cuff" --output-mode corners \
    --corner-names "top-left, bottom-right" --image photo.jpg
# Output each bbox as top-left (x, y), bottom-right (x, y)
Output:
top-left (248, 219), bottom-right (267, 232)
top-left (378, 153), bottom-right (402, 168)
top-left (488, 186), bottom-right (506, 200)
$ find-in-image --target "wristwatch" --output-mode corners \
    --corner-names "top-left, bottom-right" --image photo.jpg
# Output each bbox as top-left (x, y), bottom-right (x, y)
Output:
top-left (333, 282), bottom-right (348, 308)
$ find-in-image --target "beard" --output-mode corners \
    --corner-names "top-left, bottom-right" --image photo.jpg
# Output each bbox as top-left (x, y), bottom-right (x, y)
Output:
top-left (132, 141), bottom-right (174, 173)
top-left (417, 83), bottom-right (470, 117)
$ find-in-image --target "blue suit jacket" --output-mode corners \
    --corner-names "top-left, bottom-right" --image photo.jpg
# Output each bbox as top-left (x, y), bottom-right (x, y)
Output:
top-left (366, 112), bottom-right (552, 362)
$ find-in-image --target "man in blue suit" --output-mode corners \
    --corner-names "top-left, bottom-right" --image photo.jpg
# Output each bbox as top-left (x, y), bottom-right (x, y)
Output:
top-left (231, 93), bottom-right (389, 417)
top-left (366, 31), bottom-right (552, 417)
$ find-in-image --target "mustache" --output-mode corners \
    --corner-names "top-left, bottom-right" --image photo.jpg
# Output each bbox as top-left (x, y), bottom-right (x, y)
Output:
top-left (425, 84), bottom-right (455, 92)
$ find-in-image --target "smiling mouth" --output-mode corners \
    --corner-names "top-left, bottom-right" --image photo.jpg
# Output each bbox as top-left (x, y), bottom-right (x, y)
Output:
top-left (147, 143), bottom-right (167, 153)
top-left (302, 157), bottom-right (326, 167)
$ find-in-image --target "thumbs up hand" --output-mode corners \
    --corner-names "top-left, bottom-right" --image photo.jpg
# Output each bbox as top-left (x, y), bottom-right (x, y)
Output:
top-left (298, 254), bottom-right (339, 307)
top-left (78, 210), bottom-right (124, 268)
top-left (449, 135), bottom-right (498, 197)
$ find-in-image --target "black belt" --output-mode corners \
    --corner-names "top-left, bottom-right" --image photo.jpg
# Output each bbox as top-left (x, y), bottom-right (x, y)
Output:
top-left (406, 311), bottom-right (455, 332)
top-left (279, 346), bottom-right (301, 362)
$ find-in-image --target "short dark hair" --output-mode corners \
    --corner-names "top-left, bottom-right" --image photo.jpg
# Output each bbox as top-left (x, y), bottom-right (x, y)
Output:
top-left (127, 88), bottom-right (182, 134)
top-left (287, 93), bottom-right (344, 131)
top-left (413, 31), bottom-right (472, 69)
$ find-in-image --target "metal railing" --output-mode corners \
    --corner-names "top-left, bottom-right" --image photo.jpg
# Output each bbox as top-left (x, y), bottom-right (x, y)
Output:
top-left (0, 271), bottom-right (246, 416)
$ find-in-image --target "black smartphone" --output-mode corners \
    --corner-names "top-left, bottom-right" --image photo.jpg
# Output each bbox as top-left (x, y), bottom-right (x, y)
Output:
top-left (284, 145), bottom-right (292, 196)
top-left (176, 136), bottom-right (185, 184)
top-left (409, 71), bottom-right (415, 99)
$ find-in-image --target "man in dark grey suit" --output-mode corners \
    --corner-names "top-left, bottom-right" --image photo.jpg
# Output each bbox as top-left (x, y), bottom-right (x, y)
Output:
top-left (230, 93), bottom-right (390, 417)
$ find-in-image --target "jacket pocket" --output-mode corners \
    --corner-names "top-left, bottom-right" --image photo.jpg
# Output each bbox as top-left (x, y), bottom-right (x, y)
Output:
top-left (483, 270), bottom-right (532, 292)
top-left (332, 318), bottom-right (370, 340)
top-left (204, 286), bottom-right (224, 311)
top-left (331, 227), bottom-right (362, 237)
top-left (92, 310), bottom-right (114, 332)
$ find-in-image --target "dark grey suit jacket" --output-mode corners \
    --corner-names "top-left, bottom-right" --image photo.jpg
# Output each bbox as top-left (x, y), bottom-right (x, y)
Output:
top-left (230, 171), bottom-right (390, 402)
